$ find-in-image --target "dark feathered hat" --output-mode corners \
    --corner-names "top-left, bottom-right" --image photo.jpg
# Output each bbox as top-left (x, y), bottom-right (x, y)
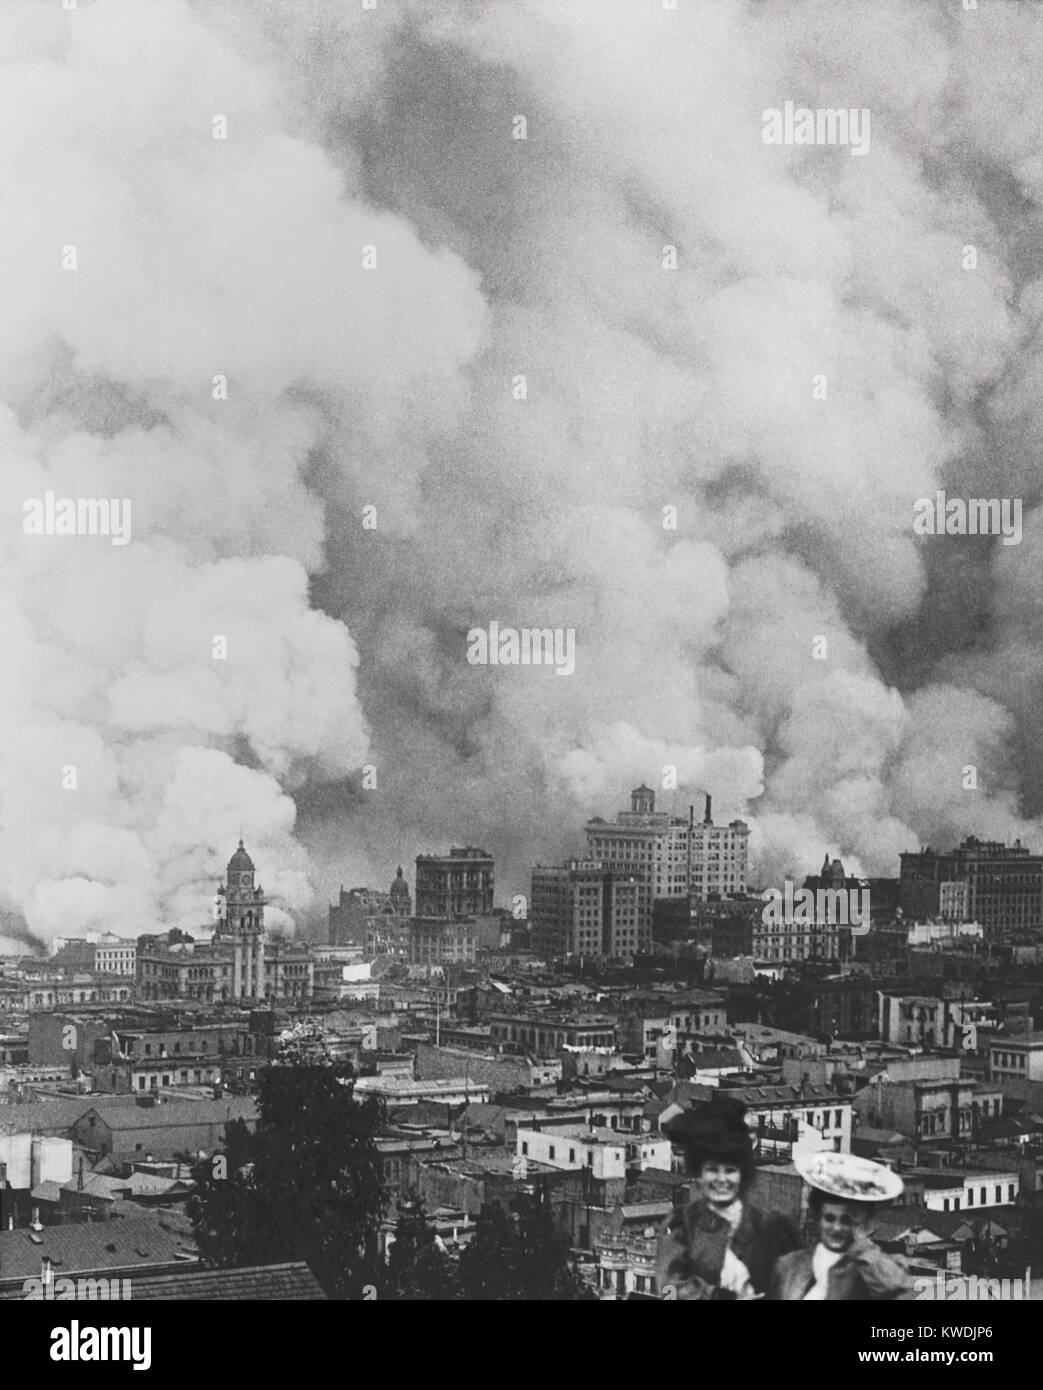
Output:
top-left (662, 1093), bottom-right (753, 1163)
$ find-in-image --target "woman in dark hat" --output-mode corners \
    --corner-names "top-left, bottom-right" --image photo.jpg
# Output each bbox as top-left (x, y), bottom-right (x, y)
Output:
top-left (656, 1095), bottom-right (799, 1300)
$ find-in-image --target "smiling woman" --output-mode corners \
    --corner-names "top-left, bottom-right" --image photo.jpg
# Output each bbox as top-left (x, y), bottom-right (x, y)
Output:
top-left (770, 1153), bottom-right (914, 1301)
top-left (656, 1095), bottom-right (799, 1300)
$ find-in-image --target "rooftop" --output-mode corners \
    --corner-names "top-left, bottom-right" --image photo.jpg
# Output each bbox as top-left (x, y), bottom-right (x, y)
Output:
top-left (76, 1098), bottom-right (259, 1132)
top-left (125, 1261), bottom-right (327, 1301)
top-left (987, 1032), bottom-right (1043, 1048)
top-left (0, 1215), bottom-right (197, 1283)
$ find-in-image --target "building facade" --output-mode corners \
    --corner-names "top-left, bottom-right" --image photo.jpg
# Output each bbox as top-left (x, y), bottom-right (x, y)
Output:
top-left (414, 848), bottom-right (494, 918)
top-left (530, 861), bottom-right (642, 960)
top-left (409, 917), bottom-right (477, 967)
top-left (328, 869), bottom-right (411, 946)
top-left (51, 934), bottom-right (136, 977)
top-left (985, 1032), bottom-right (1043, 1083)
top-left (900, 838), bottom-right (1043, 939)
top-left (488, 1011), bottom-right (617, 1056)
top-left (585, 788), bottom-right (749, 943)
top-left (137, 842), bottom-right (313, 1003)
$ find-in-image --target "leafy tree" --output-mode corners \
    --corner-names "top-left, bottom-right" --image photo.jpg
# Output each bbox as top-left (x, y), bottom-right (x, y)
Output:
top-left (384, 1195), bottom-right (459, 1300)
top-left (189, 1061), bottom-right (387, 1298)
top-left (458, 1194), bottom-right (595, 1300)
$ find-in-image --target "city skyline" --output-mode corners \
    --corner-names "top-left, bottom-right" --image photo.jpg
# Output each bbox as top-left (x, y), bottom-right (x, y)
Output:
top-left (3, 1), bottom-right (1043, 967)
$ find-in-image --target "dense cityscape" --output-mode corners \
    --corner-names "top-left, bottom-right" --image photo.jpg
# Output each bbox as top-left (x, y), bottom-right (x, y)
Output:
top-left (4, 781), bottom-right (1043, 1301)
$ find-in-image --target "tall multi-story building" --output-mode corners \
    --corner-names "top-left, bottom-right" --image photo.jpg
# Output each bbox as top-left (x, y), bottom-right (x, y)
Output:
top-left (415, 848), bottom-right (494, 918)
top-left (584, 787), bottom-right (749, 938)
top-left (900, 837), bottom-right (1043, 940)
top-left (530, 861), bottom-right (642, 959)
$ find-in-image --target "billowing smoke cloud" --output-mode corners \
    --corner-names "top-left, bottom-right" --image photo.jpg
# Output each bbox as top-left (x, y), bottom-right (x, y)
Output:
top-left (0, 0), bottom-right (482, 947)
top-left (3, 0), bottom-right (1043, 947)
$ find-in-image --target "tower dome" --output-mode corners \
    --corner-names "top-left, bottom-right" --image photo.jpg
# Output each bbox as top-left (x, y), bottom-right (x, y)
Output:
top-left (390, 866), bottom-right (409, 900)
top-left (228, 839), bottom-right (254, 873)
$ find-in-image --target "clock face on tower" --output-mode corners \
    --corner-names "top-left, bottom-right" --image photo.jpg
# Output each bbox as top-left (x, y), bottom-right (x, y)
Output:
top-left (241, 873), bottom-right (251, 886)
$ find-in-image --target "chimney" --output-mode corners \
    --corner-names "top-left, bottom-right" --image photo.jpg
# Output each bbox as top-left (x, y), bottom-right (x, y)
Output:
top-left (687, 805), bottom-right (694, 900)
top-left (41, 1256), bottom-right (53, 1291)
top-left (704, 794), bottom-right (712, 825)
top-left (78, 1156), bottom-right (84, 1191)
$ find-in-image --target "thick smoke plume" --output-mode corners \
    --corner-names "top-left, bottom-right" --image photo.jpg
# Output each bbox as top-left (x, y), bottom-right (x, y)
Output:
top-left (3, 0), bottom-right (1043, 949)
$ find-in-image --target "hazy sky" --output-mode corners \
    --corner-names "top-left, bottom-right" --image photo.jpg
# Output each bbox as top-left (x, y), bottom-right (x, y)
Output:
top-left (2, 0), bottom-right (1042, 949)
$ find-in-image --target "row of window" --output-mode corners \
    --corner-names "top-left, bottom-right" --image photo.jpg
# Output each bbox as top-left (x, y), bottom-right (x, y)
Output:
top-left (136, 1069), bottom-right (214, 1089)
top-left (31, 990), bottom-right (131, 1005)
top-left (521, 1141), bottom-right (595, 1165)
top-left (599, 1270), bottom-right (657, 1293)
top-left (991, 1051), bottom-right (1028, 1069)
top-left (941, 1184), bottom-right (1015, 1212)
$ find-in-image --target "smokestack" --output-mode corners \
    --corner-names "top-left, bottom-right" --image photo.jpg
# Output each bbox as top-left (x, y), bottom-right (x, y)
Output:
top-left (704, 794), bottom-right (712, 825)
top-left (688, 804), bottom-right (694, 901)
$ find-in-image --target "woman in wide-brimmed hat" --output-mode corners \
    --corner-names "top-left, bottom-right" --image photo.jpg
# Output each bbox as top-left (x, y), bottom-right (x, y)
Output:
top-left (770, 1152), bottom-right (915, 1301)
top-left (656, 1094), bottom-right (799, 1300)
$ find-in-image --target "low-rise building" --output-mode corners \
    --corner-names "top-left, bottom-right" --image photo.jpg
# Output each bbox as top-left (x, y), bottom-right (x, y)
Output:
top-left (516, 1124), bottom-right (671, 1180)
top-left (70, 1098), bottom-right (259, 1161)
top-left (595, 1204), bottom-right (671, 1299)
top-left (852, 1077), bottom-right (1003, 1142)
top-left (352, 1075), bottom-right (491, 1107)
top-left (920, 1169), bottom-right (1019, 1213)
top-left (488, 1011), bottom-right (617, 1057)
top-left (986, 1032), bottom-right (1043, 1084)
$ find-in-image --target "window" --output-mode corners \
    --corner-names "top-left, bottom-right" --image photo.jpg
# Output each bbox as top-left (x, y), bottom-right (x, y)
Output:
top-left (521, 1142), bottom-right (528, 1155)
top-left (980, 1188), bottom-right (986, 1204)
top-left (995, 1186), bottom-right (1002, 1202)
top-left (1009, 1185), bottom-right (1015, 1200)
top-left (549, 1145), bottom-right (556, 1160)
top-left (569, 1149), bottom-right (576, 1163)
top-left (967, 1190), bottom-right (974, 1205)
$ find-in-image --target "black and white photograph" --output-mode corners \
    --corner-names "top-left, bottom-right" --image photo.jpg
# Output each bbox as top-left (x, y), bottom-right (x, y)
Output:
top-left (1, 0), bottom-right (1041, 1362)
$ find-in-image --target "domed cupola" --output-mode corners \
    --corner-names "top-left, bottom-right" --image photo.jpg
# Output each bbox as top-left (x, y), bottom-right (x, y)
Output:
top-left (227, 839), bottom-right (256, 895)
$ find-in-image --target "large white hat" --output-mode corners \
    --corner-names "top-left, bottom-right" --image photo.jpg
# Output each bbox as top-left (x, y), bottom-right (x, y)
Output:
top-left (795, 1150), bottom-right (904, 1202)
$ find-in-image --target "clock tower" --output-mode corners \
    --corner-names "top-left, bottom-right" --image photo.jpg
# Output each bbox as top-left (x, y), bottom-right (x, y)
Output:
top-left (216, 839), bottom-right (266, 1000)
